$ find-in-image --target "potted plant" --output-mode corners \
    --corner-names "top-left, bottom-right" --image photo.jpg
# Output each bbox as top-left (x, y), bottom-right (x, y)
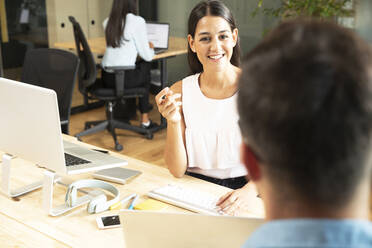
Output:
top-left (253, 0), bottom-right (356, 24)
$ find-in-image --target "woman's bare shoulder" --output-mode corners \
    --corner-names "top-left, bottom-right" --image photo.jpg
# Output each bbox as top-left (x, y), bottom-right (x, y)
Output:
top-left (169, 80), bottom-right (183, 94)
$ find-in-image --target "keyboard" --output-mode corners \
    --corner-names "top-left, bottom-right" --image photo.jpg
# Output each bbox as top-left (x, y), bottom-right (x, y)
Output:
top-left (64, 153), bottom-right (91, 166)
top-left (154, 48), bottom-right (167, 54)
top-left (147, 184), bottom-right (222, 215)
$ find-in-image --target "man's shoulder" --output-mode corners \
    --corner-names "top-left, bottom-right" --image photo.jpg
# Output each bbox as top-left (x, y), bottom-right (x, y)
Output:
top-left (242, 219), bottom-right (372, 248)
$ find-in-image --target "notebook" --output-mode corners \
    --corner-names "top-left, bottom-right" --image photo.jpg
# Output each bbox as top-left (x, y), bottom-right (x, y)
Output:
top-left (119, 210), bottom-right (264, 248)
top-left (0, 77), bottom-right (128, 175)
top-left (146, 22), bottom-right (170, 54)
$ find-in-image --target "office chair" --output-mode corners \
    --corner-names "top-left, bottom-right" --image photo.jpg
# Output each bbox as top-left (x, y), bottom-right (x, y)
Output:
top-left (68, 16), bottom-right (104, 114)
top-left (69, 16), bottom-right (154, 151)
top-left (21, 48), bottom-right (79, 134)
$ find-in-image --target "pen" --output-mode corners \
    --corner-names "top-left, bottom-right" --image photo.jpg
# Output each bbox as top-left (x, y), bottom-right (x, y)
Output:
top-left (128, 195), bottom-right (139, 210)
top-left (92, 148), bottom-right (109, 154)
top-left (109, 193), bottom-right (137, 210)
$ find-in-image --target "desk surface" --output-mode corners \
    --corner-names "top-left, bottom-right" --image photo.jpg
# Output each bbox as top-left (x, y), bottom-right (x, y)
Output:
top-left (54, 36), bottom-right (188, 60)
top-left (0, 135), bottom-right (264, 248)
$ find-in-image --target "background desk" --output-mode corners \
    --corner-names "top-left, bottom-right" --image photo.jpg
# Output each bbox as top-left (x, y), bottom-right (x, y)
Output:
top-left (0, 135), bottom-right (264, 247)
top-left (54, 36), bottom-right (187, 60)
top-left (54, 36), bottom-right (187, 90)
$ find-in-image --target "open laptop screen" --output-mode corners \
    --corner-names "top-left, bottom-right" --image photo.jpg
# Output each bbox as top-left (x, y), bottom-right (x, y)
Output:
top-left (0, 77), bottom-right (66, 173)
top-left (146, 22), bottom-right (169, 49)
top-left (0, 77), bottom-right (127, 176)
top-left (120, 210), bottom-right (264, 248)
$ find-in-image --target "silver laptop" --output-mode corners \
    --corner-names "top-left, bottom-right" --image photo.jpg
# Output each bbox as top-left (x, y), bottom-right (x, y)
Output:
top-left (119, 210), bottom-right (264, 248)
top-left (0, 77), bottom-right (127, 175)
top-left (146, 22), bottom-right (169, 54)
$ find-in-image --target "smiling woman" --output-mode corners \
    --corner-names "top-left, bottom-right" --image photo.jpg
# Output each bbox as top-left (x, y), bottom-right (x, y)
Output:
top-left (188, 15), bottom-right (238, 74)
top-left (154, 0), bottom-right (253, 217)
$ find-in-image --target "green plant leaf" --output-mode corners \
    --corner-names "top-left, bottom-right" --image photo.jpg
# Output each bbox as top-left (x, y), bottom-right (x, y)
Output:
top-left (252, 0), bottom-right (355, 21)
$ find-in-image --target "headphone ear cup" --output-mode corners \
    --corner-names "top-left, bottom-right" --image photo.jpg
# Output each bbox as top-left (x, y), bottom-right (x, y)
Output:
top-left (87, 194), bottom-right (107, 214)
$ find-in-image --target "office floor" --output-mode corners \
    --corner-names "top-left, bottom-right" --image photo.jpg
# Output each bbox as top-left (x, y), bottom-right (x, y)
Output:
top-left (69, 94), bottom-right (167, 168)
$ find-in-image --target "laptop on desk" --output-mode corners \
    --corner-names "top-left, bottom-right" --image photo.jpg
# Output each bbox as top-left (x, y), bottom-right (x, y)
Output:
top-left (119, 210), bottom-right (264, 248)
top-left (0, 77), bottom-right (127, 175)
top-left (146, 22), bottom-right (170, 54)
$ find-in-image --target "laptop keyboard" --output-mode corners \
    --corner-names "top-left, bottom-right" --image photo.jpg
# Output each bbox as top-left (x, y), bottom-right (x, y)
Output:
top-left (64, 153), bottom-right (91, 166)
top-left (154, 48), bottom-right (167, 54)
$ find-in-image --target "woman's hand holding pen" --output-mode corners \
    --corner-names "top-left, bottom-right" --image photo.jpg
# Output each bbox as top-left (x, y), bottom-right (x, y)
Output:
top-left (156, 87), bottom-right (182, 123)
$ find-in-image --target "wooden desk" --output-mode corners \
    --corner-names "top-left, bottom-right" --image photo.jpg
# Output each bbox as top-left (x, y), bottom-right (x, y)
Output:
top-left (54, 36), bottom-right (187, 88)
top-left (0, 135), bottom-right (264, 247)
top-left (54, 36), bottom-right (187, 61)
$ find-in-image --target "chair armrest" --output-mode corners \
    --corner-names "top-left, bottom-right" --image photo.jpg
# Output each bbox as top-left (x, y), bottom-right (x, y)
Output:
top-left (60, 120), bottom-right (69, 125)
top-left (103, 66), bottom-right (136, 71)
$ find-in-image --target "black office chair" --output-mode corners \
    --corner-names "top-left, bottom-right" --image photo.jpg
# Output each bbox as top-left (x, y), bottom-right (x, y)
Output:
top-left (21, 48), bottom-right (79, 134)
top-left (69, 16), bottom-right (154, 151)
top-left (68, 16), bottom-right (104, 114)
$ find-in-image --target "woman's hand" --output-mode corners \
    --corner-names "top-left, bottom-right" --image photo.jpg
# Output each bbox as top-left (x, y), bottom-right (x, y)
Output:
top-left (216, 183), bottom-right (256, 216)
top-left (155, 87), bottom-right (182, 123)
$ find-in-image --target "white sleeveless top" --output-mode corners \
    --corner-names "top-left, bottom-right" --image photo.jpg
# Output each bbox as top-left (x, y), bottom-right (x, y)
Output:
top-left (182, 73), bottom-right (247, 179)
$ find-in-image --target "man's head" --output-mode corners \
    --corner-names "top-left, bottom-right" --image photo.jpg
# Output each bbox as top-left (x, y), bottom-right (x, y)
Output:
top-left (238, 19), bottom-right (372, 213)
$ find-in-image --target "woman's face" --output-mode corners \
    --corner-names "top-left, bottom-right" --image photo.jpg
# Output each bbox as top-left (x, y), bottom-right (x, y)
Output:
top-left (188, 16), bottom-right (238, 72)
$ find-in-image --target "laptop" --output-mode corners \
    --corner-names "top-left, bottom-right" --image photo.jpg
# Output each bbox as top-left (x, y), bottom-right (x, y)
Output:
top-left (0, 77), bottom-right (128, 175)
top-left (146, 22), bottom-right (170, 54)
top-left (119, 210), bottom-right (264, 248)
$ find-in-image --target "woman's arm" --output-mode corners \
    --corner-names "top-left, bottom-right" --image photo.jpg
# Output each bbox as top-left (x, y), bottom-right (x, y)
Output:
top-left (156, 81), bottom-right (187, 177)
top-left (131, 16), bottom-right (154, 61)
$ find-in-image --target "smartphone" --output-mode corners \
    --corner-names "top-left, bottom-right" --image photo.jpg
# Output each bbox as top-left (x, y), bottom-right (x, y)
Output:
top-left (96, 215), bottom-right (121, 229)
top-left (93, 167), bottom-right (141, 184)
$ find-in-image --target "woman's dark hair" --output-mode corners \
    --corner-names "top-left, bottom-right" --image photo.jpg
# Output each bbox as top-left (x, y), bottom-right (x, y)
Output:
top-left (106, 0), bottom-right (137, 48)
top-left (188, 0), bottom-right (241, 74)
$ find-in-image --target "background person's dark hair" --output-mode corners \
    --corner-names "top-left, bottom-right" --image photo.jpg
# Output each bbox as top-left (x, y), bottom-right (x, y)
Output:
top-left (106, 0), bottom-right (138, 48)
top-left (187, 0), bottom-right (241, 74)
top-left (238, 19), bottom-right (372, 206)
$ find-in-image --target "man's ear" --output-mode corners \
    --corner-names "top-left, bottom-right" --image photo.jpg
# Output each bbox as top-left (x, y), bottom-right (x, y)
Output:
top-left (187, 34), bottom-right (196, 53)
top-left (240, 143), bottom-right (261, 181)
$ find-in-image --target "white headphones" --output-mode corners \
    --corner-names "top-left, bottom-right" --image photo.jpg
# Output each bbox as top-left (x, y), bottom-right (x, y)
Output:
top-left (65, 179), bottom-right (120, 214)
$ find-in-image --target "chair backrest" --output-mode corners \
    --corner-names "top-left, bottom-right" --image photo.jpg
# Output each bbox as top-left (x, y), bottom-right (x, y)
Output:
top-left (21, 48), bottom-right (79, 128)
top-left (68, 16), bottom-right (97, 94)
